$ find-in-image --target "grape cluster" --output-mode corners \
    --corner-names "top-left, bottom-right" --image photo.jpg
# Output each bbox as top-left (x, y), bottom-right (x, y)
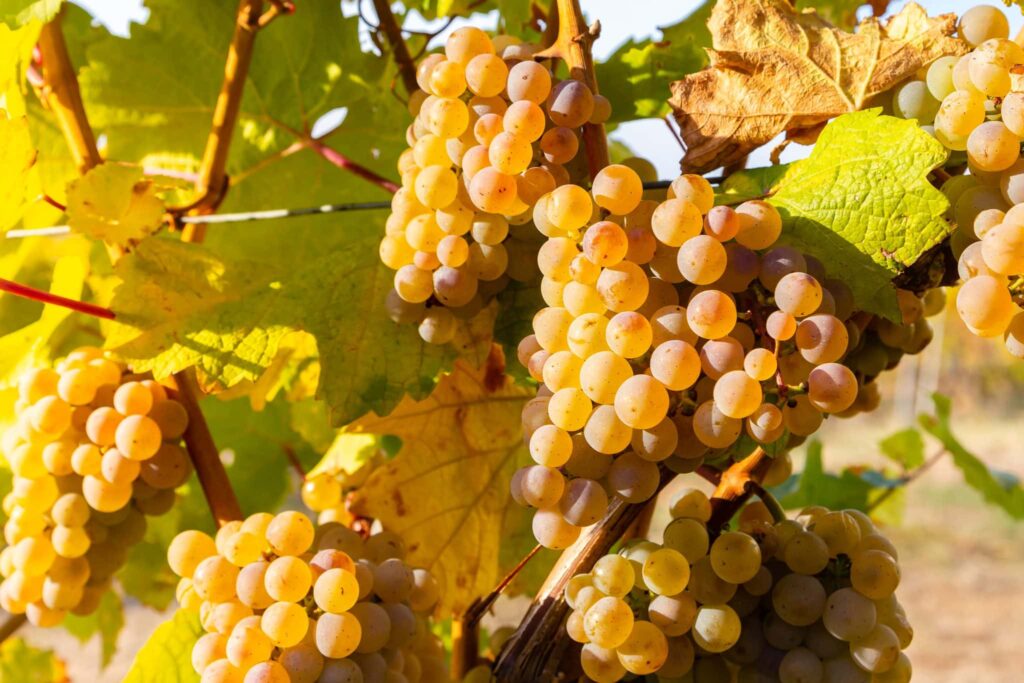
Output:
top-left (382, 26), bottom-right (610, 345)
top-left (170, 511), bottom-right (447, 683)
top-left (511, 171), bottom-right (932, 548)
top-left (0, 347), bottom-right (191, 625)
top-left (562, 490), bottom-right (912, 682)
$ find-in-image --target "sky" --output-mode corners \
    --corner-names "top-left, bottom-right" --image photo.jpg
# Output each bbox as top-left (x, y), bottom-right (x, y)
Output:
top-left (70, 0), bottom-right (1024, 179)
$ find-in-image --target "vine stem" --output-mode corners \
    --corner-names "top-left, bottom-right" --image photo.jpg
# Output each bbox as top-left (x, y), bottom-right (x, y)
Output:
top-left (0, 612), bottom-right (26, 644)
top-left (180, 0), bottom-right (266, 240)
top-left (309, 140), bottom-right (400, 194)
top-left (0, 278), bottom-right (115, 320)
top-left (707, 447), bottom-right (774, 532)
top-left (371, 0), bottom-right (419, 95)
top-left (534, 0), bottom-right (609, 181)
top-left (752, 482), bottom-right (788, 523)
top-left (492, 469), bottom-right (677, 682)
top-left (36, 15), bottom-right (122, 265)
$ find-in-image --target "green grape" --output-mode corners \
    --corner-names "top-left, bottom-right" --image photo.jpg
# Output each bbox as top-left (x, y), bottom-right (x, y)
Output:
top-left (823, 587), bottom-right (877, 642)
top-left (583, 596), bottom-right (634, 649)
top-left (678, 235), bottom-right (727, 285)
top-left (959, 5), bottom-right (1010, 46)
top-left (772, 574), bottom-right (826, 626)
top-left (712, 370), bottom-right (763, 419)
top-left (811, 510), bottom-right (862, 556)
top-left (642, 548), bottom-right (690, 596)
top-left (807, 363), bottom-right (858, 414)
top-left (264, 555), bottom-right (312, 603)
top-left (850, 623), bottom-right (900, 674)
top-left (688, 557), bottom-right (738, 605)
top-left (372, 558), bottom-right (413, 603)
top-left (893, 80), bottom-right (940, 124)
top-left (533, 306), bottom-right (573, 352)
top-left (734, 200), bottom-right (782, 249)
top-left (506, 60), bottom-right (551, 104)
top-left (630, 418), bottom-right (678, 462)
top-left (692, 604), bottom-right (741, 653)
top-left (583, 221), bottom-right (629, 267)
top-left (616, 620), bottom-right (669, 675)
top-left (795, 314), bottom-right (848, 364)
top-left (850, 549), bottom-right (900, 600)
top-left (193, 555), bottom-right (240, 603)
top-left (81, 475), bottom-right (132, 513)
top-left (693, 400), bottom-right (742, 449)
top-left (580, 643), bottom-right (626, 683)
top-left (592, 554), bottom-right (635, 597)
top-left (652, 198), bottom-right (703, 247)
top-left (687, 290), bottom-right (737, 340)
top-left (783, 530), bottom-right (829, 575)
top-left (613, 375), bottom-right (669, 429)
top-left (547, 387), bottom-right (593, 431)
top-left (226, 619), bottom-right (274, 669)
top-left (580, 352), bottom-right (633, 407)
top-left (277, 643), bottom-right (325, 683)
top-left (206, 601), bottom-right (252, 636)
top-left (191, 632), bottom-right (227, 674)
top-left (529, 424), bottom-right (572, 467)
top-left (559, 477), bottom-right (608, 526)
top-left (12, 537), bottom-right (55, 577)
top-left (518, 465), bottom-right (565, 509)
top-left (242, 660), bottom-right (289, 683)
top-left (709, 531), bottom-right (762, 584)
top-left (236, 562), bottom-right (274, 610)
top-left (784, 395), bottom-right (824, 436)
top-left (605, 312), bottom-right (653, 358)
top-left (315, 611), bottom-right (363, 659)
top-left (113, 381), bottom-right (153, 416)
top-left (260, 601), bottom-right (308, 648)
top-left (532, 508), bottom-right (581, 550)
top-left (778, 646), bottom-right (824, 683)
top-left (51, 525), bottom-right (90, 559)
top-left (967, 121), bottom-right (1020, 172)
top-left (565, 434), bottom-right (612, 479)
top-left (662, 518), bottom-right (710, 562)
top-left (606, 452), bottom-right (660, 503)
top-left (591, 164), bottom-right (642, 216)
top-left (669, 174), bottom-right (715, 214)
top-left (648, 592), bottom-right (697, 637)
top-left (548, 80), bottom-right (596, 130)
top-left (265, 511), bottom-right (314, 557)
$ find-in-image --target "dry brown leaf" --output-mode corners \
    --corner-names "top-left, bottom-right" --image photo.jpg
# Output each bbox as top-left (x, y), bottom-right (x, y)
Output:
top-left (347, 346), bottom-right (533, 615)
top-left (669, 0), bottom-right (966, 172)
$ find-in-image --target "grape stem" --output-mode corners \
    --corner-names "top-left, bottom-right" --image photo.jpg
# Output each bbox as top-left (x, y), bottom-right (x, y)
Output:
top-left (707, 446), bottom-right (774, 533)
top-left (0, 278), bottom-right (116, 320)
top-left (534, 0), bottom-right (610, 181)
top-left (370, 0), bottom-right (419, 95)
top-left (0, 612), bottom-right (26, 644)
top-left (492, 467), bottom-right (677, 682)
top-left (309, 139), bottom-right (400, 194)
top-left (751, 482), bottom-right (788, 523)
top-left (36, 14), bottom-right (122, 265)
top-left (453, 544), bottom-right (542, 678)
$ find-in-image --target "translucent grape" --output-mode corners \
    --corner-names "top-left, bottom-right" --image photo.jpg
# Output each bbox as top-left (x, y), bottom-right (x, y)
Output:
top-left (591, 164), bottom-right (643, 216)
top-left (641, 548), bottom-right (690, 596)
top-left (547, 79), bottom-right (595, 129)
top-left (692, 604), bottom-right (741, 653)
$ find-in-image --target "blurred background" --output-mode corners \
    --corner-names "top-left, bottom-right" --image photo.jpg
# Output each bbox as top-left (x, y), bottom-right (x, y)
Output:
top-left (25, 1), bottom-right (1024, 680)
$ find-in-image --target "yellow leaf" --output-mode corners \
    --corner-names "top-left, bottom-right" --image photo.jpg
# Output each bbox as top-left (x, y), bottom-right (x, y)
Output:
top-left (348, 346), bottom-right (532, 615)
top-left (307, 433), bottom-right (379, 478)
top-left (66, 163), bottom-right (165, 246)
top-left (0, 116), bottom-right (36, 232)
top-left (0, 22), bottom-right (40, 118)
top-left (669, 0), bottom-right (966, 172)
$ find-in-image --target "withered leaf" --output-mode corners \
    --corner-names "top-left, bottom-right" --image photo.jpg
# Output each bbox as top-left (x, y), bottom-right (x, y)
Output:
top-left (669, 0), bottom-right (966, 172)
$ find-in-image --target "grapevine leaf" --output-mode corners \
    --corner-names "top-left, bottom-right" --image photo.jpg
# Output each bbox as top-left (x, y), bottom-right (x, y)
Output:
top-left (0, 250), bottom-right (89, 387)
top-left (0, 638), bottom-right (63, 682)
top-left (0, 116), bottom-right (36, 232)
top-left (66, 164), bottom-right (165, 246)
top-left (668, 0), bottom-right (966, 172)
top-left (879, 427), bottom-right (925, 469)
top-left (773, 440), bottom-right (903, 513)
top-left (768, 110), bottom-right (952, 319)
top-left (715, 164), bottom-right (790, 205)
top-left (105, 235), bottom-right (457, 427)
top-left (122, 609), bottom-right (202, 683)
top-left (796, 0), bottom-right (865, 30)
top-left (348, 347), bottom-right (534, 615)
top-left (920, 394), bottom-right (1024, 519)
top-left (307, 433), bottom-right (379, 479)
top-left (0, 22), bottom-right (40, 118)
top-left (62, 591), bottom-right (124, 667)
top-left (0, 0), bottom-right (61, 27)
top-left (596, 2), bottom-right (711, 123)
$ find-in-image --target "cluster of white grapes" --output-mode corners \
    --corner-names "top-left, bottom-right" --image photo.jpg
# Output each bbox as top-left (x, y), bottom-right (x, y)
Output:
top-left (891, 5), bottom-right (1024, 356)
top-left (382, 26), bottom-right (611, 345)
top-left (562, 490), bottom-right (912, 683)
top-left (170, 511), bottom-right (447, 683)
top-left (511, 168), bottom-right (938, 549)
top-left (0, 347), bottom-right (191, 625)
top-left (300, 452), bottom-right (384, 527)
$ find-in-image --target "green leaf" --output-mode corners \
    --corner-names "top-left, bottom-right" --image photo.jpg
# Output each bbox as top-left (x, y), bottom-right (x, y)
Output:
top-left (919, 393), bottom-right (1024, 519)
top-left (105, 236), bottom-right (456, 427)
top-left (63, 590), bottom-right (124, 667)
top-left (878, 427), bottom-right (925, 469)
top-left (596, 2), bottom-right (711, 123)
top-left (769, 109), bottom-right (952, 319)
top-left (716, 164), bottom-right (791, 205)
top-left (66, 164), bottom-right (165, 246)
top-left (0, 0), bottom-right (61, 27)
top-left (0, 249), bottom-right (90, 387)
top-left (307, 432), bottom-right (379, 478)
top-left (122, 610), bottom-right (202, 683)
top-left (773, 440), bottom-right (903, 513)
top-left (0, 638), bottom-right (62, 682)
top-left (0, 116), bottom-right (36, 232)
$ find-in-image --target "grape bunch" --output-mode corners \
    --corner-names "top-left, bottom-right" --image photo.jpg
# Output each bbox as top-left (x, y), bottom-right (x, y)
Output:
top-left (0, 347), bottom-right (191, 625)
top-left (300, 455), bottom-right (382, 527)
top-left (382, 26), bottom-right (611, 345)
top-left (562, 490), bottom-right (912, 682)
top-left (893, 5), bottom-right (1024, 165)
top-left (512, 169), bottom-right (934, 548)
top-left (170, 511), bottom-right (447, 683)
